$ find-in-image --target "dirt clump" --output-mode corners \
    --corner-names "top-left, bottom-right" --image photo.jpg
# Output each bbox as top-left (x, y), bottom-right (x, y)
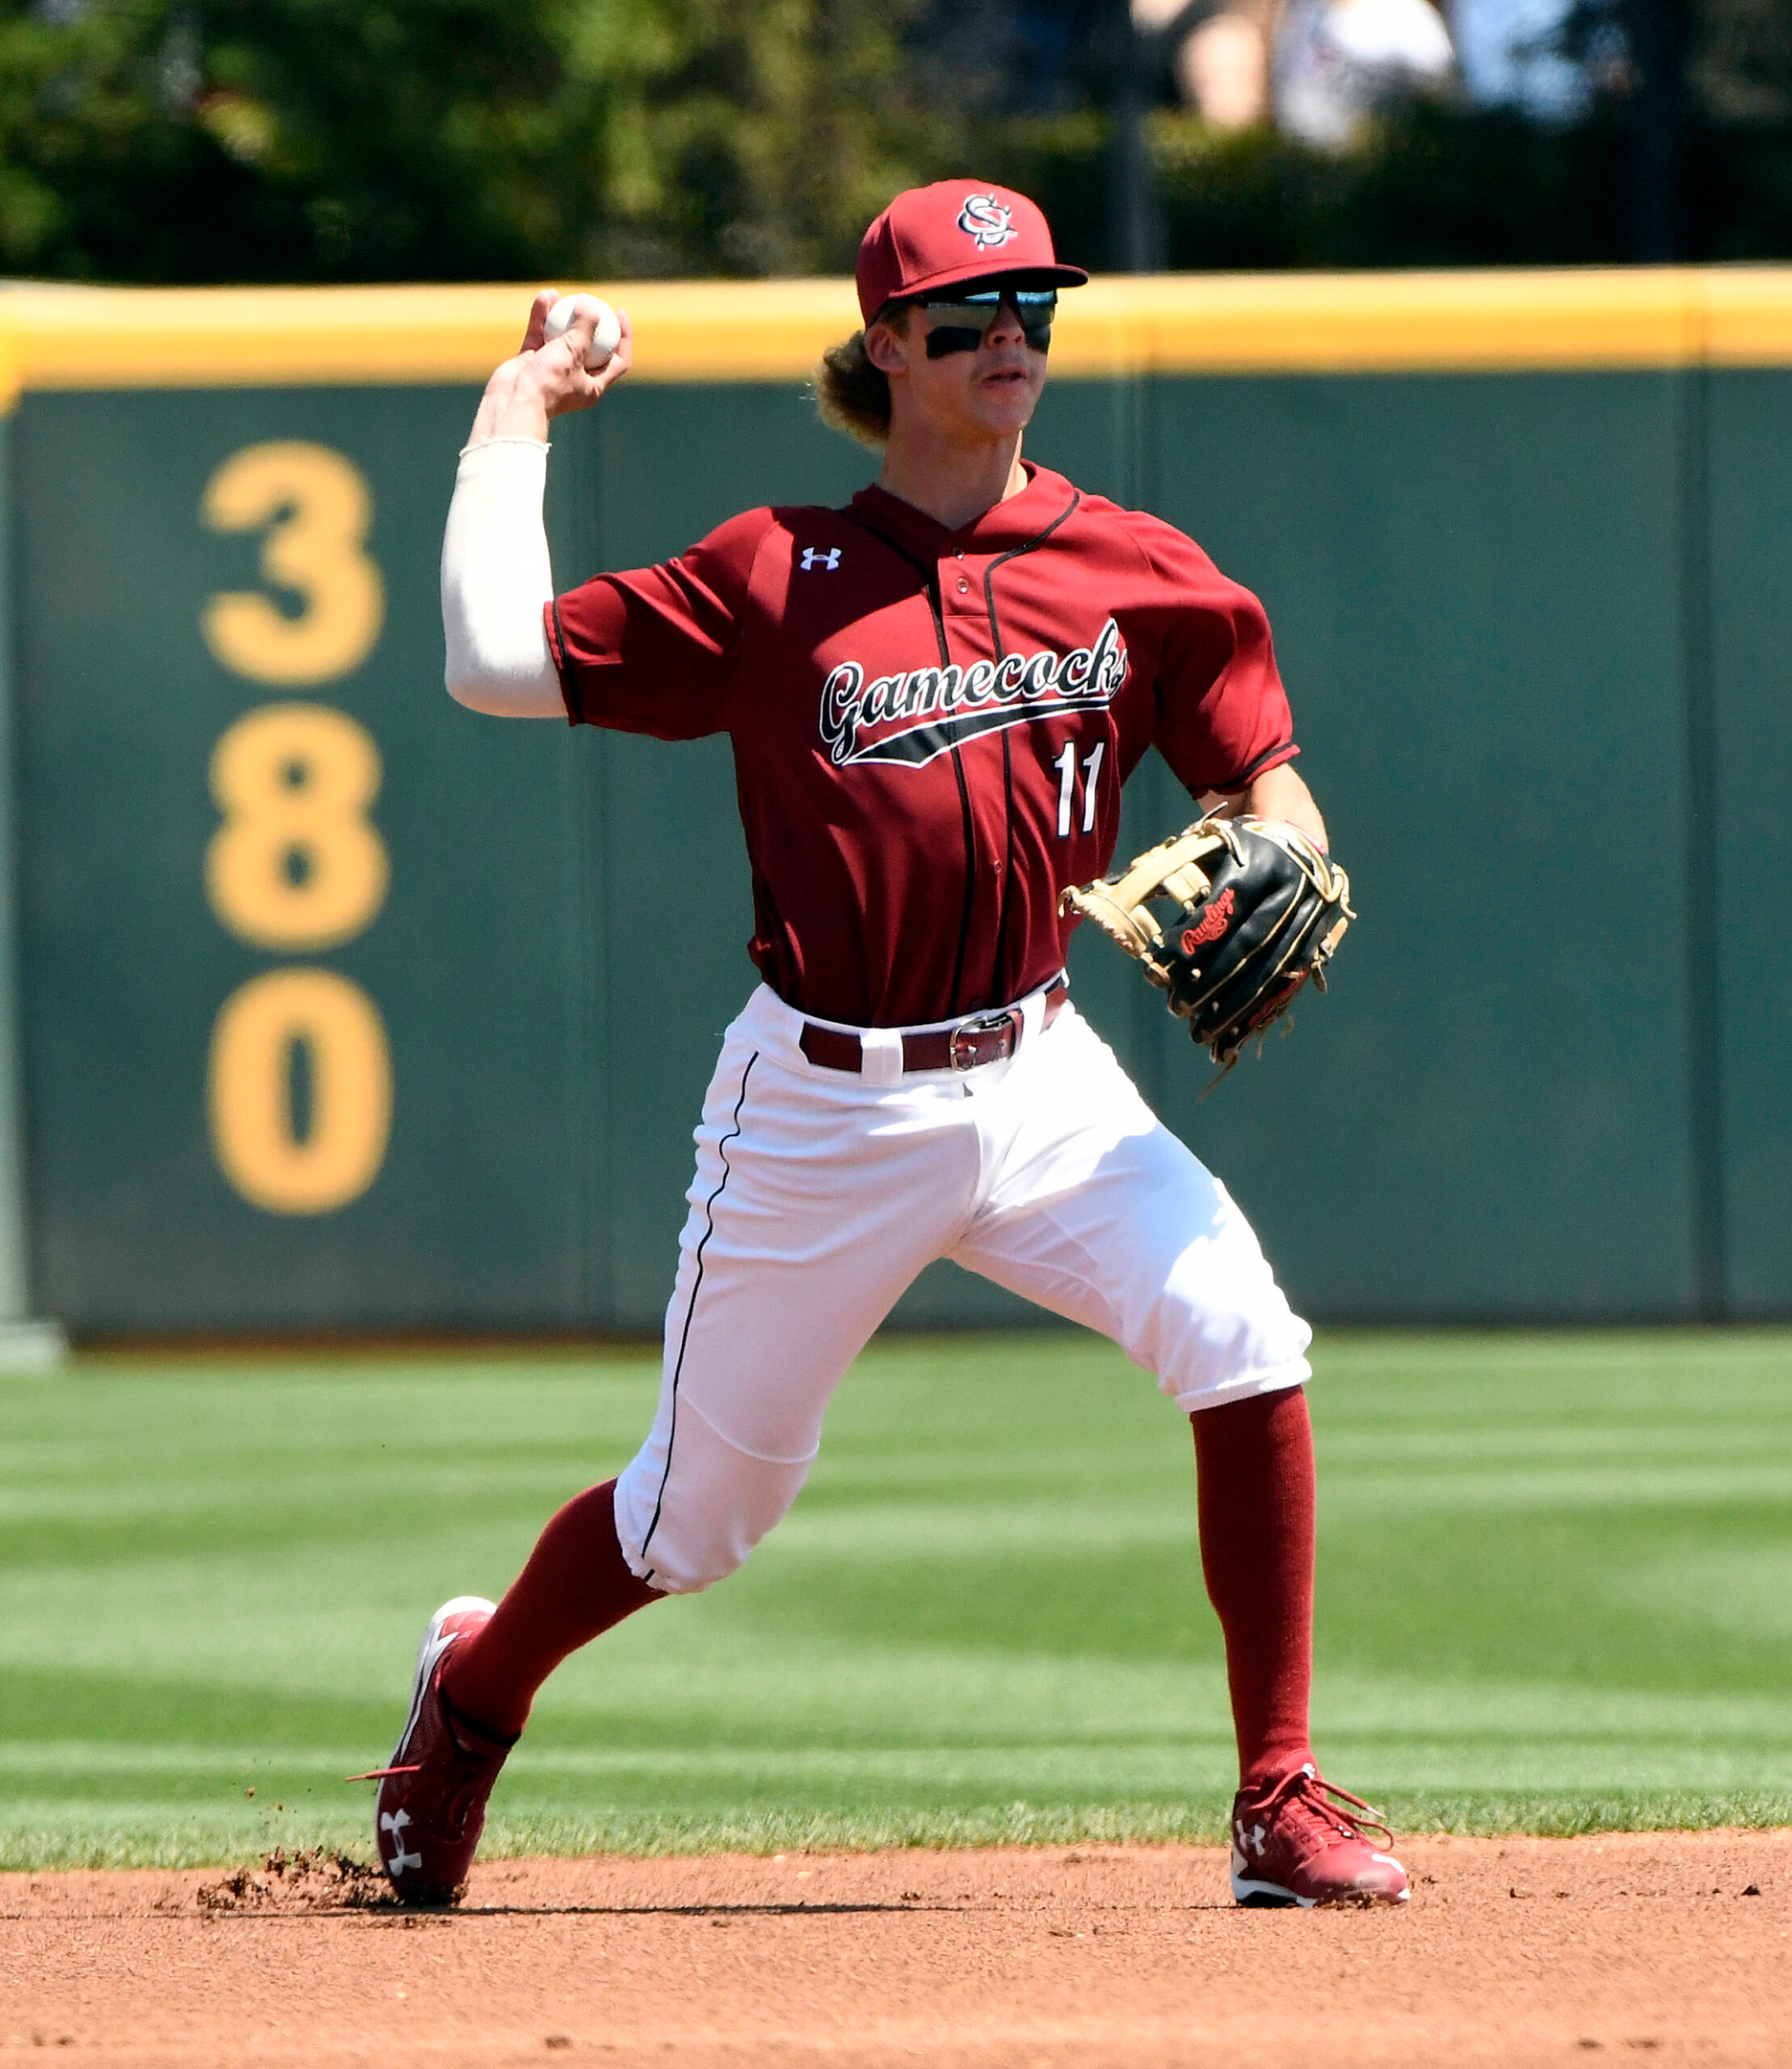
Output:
top-left (193, 1844), bottom-right (394, 1913)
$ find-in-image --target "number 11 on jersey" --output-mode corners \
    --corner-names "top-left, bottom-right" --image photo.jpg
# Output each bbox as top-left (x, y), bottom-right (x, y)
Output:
top-left (1055, 739), bottom-right (1105, 837)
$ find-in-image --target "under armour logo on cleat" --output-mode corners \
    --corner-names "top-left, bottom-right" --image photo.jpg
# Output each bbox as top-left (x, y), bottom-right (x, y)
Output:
top-left (800, 547), bottom-right (841, 571)
top-left (380, 1808), bottom-right (422, 1876)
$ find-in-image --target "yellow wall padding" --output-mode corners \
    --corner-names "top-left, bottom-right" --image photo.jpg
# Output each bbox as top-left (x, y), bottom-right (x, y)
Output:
top-left (1, 265), bottom-right (1791, 399)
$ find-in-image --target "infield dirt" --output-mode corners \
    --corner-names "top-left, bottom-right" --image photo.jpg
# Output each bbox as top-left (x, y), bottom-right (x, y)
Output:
top-left (3, 1830), bottom-right (1785, 2066)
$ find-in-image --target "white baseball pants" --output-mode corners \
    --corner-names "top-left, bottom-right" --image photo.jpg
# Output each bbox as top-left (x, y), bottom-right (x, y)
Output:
top-left (612, 981), bottom-right (1312, 1595)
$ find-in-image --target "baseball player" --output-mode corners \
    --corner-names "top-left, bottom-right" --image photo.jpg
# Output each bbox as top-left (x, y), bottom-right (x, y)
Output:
top-left (363, 181), bottom-right (1408, 1910)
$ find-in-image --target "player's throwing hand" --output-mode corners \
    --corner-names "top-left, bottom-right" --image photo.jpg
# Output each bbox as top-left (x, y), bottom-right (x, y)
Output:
top-left (465, 287), bottom-right (632, 448)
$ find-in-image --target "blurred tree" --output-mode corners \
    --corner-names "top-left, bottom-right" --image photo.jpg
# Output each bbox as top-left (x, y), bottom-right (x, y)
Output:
top-left (0, 0), bottom-right (1790, 279)
top-left (1694, 0), bottom-right (1792, 116)
top-left (0, 0), bottom-right (946, 281)
top-left (999, 0), bottom-right (1792, 267)
top-left (1147, 102), bottom-right (1633, 265)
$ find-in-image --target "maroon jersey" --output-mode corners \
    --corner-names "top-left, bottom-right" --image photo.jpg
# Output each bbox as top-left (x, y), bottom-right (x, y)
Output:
top-left (547, 462), bottom-right (1296, 1028)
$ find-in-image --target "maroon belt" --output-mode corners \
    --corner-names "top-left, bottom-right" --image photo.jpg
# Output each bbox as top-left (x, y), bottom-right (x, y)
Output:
top-left (799, 978), bottom-right (1069, 1078)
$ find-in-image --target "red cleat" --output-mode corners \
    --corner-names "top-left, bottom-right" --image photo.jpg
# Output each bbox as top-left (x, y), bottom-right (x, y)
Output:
top-left (1230, 1763), bottom-right (1410, 1907)
top-left (357, 1596), bottom-right (514, 1906)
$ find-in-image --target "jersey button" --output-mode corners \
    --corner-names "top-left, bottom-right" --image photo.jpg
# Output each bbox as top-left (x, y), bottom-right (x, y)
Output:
top-left (956, 577), bottom-right (970, 594)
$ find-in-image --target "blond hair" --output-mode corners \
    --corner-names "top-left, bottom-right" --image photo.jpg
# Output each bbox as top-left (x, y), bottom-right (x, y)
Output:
top-left (812, 305), bottom-right (911, 447)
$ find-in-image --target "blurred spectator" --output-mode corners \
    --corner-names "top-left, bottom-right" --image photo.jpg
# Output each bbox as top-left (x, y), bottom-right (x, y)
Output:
top-left (1450, 0), bottom-right (1587, 114)
top-left (1129, 0), bottom-right (1273, 127)
top-left (1183, 11), bottom-right (1275, 125)
top-left (1272, 0), bottom-right (1456, 146)
top-left (1133, 0), bottom-right (1455, 140)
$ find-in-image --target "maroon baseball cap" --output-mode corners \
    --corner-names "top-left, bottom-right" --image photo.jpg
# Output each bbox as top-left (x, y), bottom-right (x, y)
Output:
top-left (855, 181), bottom-right (1088, 323)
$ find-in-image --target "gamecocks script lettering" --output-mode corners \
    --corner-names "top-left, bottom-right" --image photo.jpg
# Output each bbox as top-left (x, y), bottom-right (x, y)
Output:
top-left (819, 618), bottom-right (1129, 768)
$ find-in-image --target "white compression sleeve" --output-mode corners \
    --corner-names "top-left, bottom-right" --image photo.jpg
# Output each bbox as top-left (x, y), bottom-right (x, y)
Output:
top-left (440, 438), bottom-right (565, 717)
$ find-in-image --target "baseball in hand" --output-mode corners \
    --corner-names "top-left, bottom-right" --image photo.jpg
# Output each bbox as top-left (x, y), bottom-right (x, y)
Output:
top-left (543, 293), bottom-right (622, 370)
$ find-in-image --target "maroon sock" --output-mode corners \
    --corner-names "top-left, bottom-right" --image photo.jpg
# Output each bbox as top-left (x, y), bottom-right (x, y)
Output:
top-left (439, 1479), bottom-right (659, 1741)
top-left (1191, 1387), bottom-right (1317, 1791)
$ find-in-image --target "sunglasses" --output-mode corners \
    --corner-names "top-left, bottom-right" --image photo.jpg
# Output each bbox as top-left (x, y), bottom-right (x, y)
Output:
top-left (914, 289), bottom-right (1056, 358)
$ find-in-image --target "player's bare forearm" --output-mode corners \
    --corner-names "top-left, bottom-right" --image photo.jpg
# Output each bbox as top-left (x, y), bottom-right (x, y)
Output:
top-left (465, 289), bottom-right (633, 448)
top-left (1201, 762), bottom-right (1328, 853)
top-left (1243, 762), bottom-right (1327, 850)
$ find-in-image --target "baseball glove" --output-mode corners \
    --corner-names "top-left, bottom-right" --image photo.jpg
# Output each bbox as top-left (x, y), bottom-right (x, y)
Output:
top-left (1058, 815), bottom-right (1354, 1077)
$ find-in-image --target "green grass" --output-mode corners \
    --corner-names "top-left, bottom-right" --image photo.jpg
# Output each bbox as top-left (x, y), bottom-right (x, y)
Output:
top-left (3, 1329), bottom-right (1790, 1870)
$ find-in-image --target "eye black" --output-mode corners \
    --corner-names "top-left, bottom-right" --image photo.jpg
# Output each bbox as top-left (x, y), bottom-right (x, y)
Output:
top-left (924, 326), bottom-right (985, 359)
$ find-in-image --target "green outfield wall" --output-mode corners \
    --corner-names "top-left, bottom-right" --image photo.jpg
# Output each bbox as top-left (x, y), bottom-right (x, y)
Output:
top-left (1, 271), bottom-right (1788, 1334)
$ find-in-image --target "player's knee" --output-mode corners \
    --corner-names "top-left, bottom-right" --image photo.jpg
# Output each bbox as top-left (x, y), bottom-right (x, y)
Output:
top-left (1140, 1245), bottom-right (1312, 1411)
top-left (1154, 1292), bottom-right (1311, 1410)
top-left (619, 1512), bottom-right (761, 1596)
top-left (1117, 1180), bottom-right (1309, 1409)
top-left (611, 1401), bottom-right (813, 1595)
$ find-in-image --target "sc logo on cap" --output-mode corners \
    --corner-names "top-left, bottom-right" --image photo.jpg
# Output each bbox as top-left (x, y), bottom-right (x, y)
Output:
top-left (958, 193), bottom-right (1017, 249)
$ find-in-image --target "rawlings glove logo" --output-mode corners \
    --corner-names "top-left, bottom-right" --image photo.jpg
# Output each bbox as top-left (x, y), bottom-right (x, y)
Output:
top-left (958, 193), bottom-right (1018, 249)
top-left (1181, 889), bottom-right (1236, 952)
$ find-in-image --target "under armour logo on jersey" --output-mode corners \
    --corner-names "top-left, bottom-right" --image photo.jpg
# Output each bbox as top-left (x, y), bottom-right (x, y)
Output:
top-left (801, 547), bottom-right (842, 571)
top-left (380, 1808), bottom-right (422, 1876)
top-left (958, 193), bottom-right (1017, 250)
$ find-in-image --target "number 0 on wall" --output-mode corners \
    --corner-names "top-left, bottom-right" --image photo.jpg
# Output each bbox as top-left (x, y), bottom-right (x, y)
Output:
top-left (207, 968), bottom-right (393, 1216)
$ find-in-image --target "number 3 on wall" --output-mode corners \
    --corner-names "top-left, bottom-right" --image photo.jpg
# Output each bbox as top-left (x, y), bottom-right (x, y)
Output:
top-left (200, 442), bottom-right (384, 686)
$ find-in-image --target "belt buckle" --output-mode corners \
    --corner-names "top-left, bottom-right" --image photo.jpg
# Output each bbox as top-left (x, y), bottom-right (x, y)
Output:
top-left (948, 1011), bottom-right (1017, 1073)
